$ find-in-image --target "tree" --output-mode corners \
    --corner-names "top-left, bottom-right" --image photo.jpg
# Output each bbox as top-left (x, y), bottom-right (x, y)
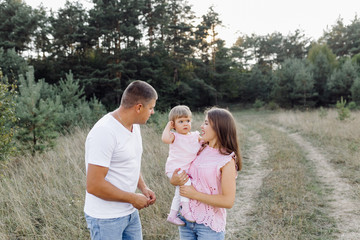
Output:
top-left (55, 70), bottom-right (106, 132)
top-left (279, 29), bottom-right (310, 62)
top-left (85, 0), bottom-right (146, 109)
top-left (321, 17), bottom-right (348, 57)
top-left (322, 15), bottom-right (360, 57)
top-left (0, 70), bottom-right (17, 160)
top-left (241, 64), bottom-right (273, 103)
top-left (0, 47), bottom-right (28, 84)
top-left (351, 76), bottom-right (360, 104)
top-left (32, 5), bottom-right (52, 59)
top-left (346, 16), bottom-right (360, 56)
top-left (0, 0), bottom-right (38, 52)
top-left (307, 44), bottom-right (337, 105)
top-left (49, 1), bottom-right (91, 57)
top-left (272, 58), bottom-right (315, 107)
top-left (327, 59), bottom-right (357, 103)
top-left (15, 67), bottom-right (62, 154)
top-left (293, 61), bottom-right (315, 107)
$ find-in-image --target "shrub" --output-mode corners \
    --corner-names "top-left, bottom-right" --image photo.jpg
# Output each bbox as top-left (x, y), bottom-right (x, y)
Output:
top-left (336, 97), bottom-right (350, 121)
top-left (253, 99), bottom-right (265, 109)
top-left (266, 101), bottom-right (279, 111)
top-left (348, 101), bottom-right (357, 111)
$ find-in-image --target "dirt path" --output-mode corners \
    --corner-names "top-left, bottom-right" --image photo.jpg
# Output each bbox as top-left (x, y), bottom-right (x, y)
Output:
top-left (226, 130), bottom-right (270, 237)
top-left (273, 125), bottom-right (360, 240)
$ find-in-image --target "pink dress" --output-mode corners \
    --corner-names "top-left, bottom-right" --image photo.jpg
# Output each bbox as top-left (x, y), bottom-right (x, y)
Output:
top-left (188, 145), bottom-right (235, 232)
top-left (165, 131), bottom-right (201, 175)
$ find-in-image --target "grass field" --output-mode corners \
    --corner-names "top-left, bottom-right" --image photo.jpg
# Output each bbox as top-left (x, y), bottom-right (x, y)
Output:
top-left (0, 109), bottom-right (359, 239)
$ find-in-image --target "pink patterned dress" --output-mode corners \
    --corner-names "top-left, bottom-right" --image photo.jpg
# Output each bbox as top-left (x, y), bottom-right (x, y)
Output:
top-left (188, 145), bottom-right (235, 232)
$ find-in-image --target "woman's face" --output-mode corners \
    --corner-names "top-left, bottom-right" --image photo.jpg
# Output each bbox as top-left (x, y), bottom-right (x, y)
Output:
top-left (201, 115), bottom-right (218, 144)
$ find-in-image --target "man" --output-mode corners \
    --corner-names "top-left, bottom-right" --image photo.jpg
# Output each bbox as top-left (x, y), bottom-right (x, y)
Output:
top-left (84, 80), bottom-right (157, 240)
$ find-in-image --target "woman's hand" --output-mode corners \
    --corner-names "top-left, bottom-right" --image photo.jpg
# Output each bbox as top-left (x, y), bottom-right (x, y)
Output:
top-left (180, 185), bottom-right (197, 199)
top-left (170, 168), bottom-right (189, 186)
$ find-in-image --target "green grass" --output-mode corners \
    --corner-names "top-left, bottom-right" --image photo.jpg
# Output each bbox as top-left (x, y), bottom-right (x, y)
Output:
top-left (236, 120), bottom-right (336, 239)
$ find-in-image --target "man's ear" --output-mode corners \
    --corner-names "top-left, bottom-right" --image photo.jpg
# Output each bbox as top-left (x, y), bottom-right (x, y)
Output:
top-left (135, 103), bottom-right (143, 113)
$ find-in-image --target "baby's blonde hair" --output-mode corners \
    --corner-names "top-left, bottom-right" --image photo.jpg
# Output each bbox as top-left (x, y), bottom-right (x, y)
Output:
top-left (168, 105), bottom-right (192, 122)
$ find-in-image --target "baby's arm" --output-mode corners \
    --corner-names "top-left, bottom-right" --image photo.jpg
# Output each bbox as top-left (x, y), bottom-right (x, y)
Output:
top-left (161, 121), bottom-right (175, 144)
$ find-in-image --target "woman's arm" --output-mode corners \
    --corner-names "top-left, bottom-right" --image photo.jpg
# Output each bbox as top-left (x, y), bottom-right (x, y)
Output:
top-left (179, 160), bottom-right (237, 209)
top-left (161, 121), bottom-right (175, 144)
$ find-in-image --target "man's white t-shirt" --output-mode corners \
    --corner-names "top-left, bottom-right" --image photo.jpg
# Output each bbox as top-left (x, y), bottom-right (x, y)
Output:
top-left (84, 113), bottom-right (143, 219)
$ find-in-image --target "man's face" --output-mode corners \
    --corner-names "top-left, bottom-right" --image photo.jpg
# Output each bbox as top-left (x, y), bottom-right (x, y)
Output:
top-left (138, 99), bottom-right (156, 124)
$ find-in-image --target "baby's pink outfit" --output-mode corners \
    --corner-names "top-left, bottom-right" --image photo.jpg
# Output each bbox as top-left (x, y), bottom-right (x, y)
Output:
top-left (165, 131), bottom-right (201, 225)
top-left (188, 146), bottom-right (235, 232)
top-left (165, 131), bottom-right (201, 176)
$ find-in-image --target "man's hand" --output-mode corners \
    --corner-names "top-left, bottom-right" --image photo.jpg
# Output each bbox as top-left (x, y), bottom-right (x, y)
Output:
top-left (131, 193), bottom-right (150, 210)
top-left (142, 187), bottom-right (156, 205)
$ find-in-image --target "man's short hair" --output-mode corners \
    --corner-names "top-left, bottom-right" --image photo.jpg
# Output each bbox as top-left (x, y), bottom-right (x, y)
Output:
top-left (121, 80), bottom-right (158, 108)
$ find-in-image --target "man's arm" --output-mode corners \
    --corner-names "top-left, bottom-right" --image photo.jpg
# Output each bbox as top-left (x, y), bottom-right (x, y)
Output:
top-left (86, 163), bottom-right (150, 209)
top-left (137, 173), bottom-right (156, 205)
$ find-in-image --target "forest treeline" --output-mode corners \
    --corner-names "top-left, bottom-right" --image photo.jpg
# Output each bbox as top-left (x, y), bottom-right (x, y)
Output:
top-left (1, 0), bottom-right (360, 157)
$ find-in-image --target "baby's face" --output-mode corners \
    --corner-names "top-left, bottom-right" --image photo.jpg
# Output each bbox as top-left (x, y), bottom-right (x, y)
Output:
top-left (174, 117), bottom-right (192, 135)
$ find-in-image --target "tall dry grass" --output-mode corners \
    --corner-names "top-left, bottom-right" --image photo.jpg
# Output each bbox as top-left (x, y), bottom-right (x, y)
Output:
top-left (0, 128), bottom-right (88, 239)
top-left (0, 112), bottom-right (206, 239)
top-left (0, 109), bottom-right (349, 239)
top-left (269, 109), bottom-right (360, 198)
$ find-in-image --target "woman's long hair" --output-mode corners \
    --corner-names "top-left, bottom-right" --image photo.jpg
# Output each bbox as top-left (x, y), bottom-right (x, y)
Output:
top-left (206, 107), bottom-right (242, 171)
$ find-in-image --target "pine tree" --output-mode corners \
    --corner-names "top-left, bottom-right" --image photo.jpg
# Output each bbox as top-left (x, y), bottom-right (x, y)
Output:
top-left (327, 59), bottom-right (357, 103)
top-left (351, 76), bottom-right (360, 104)
top-left (0, 70), bottom-right (17, 160)
top-left (15, 67), bottom-right (63, 154)
top-left (56, 70), bottom-right (106, 131)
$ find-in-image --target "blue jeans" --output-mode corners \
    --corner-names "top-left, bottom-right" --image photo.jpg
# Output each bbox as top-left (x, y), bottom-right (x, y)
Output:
top-left (85, 210), bottom-right (143, 240)
top-left (178, 214), bottom-right (225, 240)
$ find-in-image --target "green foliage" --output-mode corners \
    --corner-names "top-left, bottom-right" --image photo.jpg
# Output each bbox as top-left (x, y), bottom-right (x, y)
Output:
top-left (327, 59), bottom-right (357, 103)
top-left (307, 43), bottom-right (337, 104)
top-left (324, 16), bottom-right (360, 57)
top-left (272, 58), bottom-right (315, 107)
top-left (351, 77), bottom-right (360, 104)
top-left (266, 101), bottom-right (280, 110)
top-left (244, 64), bottom-right (273, 103)
top-left (336, 97), bottom-right (351, 121)
top-left (348, 101), bottom-right (357, 110)
top-left (15, 67), bottom-right (106, 154)
top-left (0, 70), bottom-right (17, 160)
top-left (55, 71), bottom-right (106, 132)
top-left (15, 67), bottom-right (62, 154)
top-left (0, 0), bottom-right (359, 111)
top-left (0, 0), bottom-right (38, 52)
top-left (0, 48), bottom-right (28, 83)
top-left (253, 99), bottom-right (265, 109)
top-left (308, 44), bottom-right (337, 68)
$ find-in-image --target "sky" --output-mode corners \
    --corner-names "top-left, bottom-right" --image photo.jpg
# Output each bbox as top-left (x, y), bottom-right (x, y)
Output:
top-left (25, 0), bottom-right (359, 47)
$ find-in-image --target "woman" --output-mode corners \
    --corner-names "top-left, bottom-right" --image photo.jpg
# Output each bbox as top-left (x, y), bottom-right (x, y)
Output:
top-left (170, 107), bottom-right (242, 239)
